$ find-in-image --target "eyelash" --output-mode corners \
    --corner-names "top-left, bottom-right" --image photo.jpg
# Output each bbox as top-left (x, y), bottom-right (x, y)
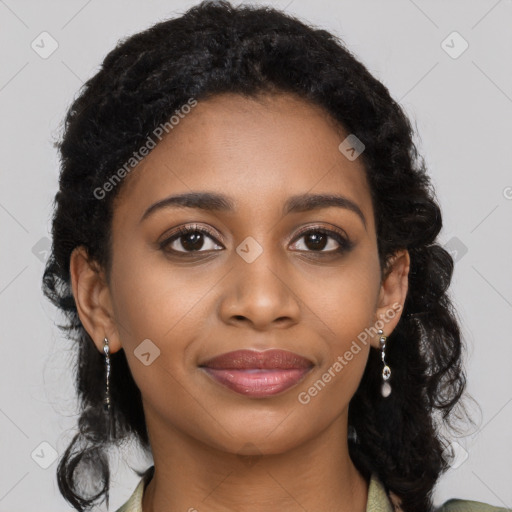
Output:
top-left (159, 223), bottom-right (353, 257)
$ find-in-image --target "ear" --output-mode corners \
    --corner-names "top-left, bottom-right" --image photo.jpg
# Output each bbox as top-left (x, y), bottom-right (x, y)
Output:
top-left (369, 249), bottom-right (410, 349)
top-left (69, 246), bottom-right (122, 354)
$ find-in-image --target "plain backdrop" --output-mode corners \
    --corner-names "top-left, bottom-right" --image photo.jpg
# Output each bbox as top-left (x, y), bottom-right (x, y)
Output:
top-left (1, 0), bottom-right (511, 510)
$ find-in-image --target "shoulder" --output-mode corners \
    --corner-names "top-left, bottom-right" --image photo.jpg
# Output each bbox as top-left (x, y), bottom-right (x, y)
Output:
top-left (436, 498), bottom-right (510, 512)
top-left (114, 466), bottom-right (154, 512)
top-left (368, 473), bottom-right (509, 512)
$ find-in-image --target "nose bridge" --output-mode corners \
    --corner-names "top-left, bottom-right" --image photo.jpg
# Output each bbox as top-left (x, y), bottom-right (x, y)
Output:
top-left (237, 234), bottom-right (284, 290)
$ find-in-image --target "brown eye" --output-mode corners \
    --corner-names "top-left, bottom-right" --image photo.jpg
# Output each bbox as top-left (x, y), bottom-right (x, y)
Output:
top-left (290, 228), bottom-right (353, 254)
top-left (159, 225), bottom-right (223, 254)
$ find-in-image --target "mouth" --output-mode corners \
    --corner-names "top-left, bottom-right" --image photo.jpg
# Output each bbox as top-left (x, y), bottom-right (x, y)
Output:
top-left (198, 349), bottom-right (314, 398)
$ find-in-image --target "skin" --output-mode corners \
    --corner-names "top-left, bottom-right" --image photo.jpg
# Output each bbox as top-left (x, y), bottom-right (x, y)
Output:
top-left (70, 92), bottom-right (410, 512)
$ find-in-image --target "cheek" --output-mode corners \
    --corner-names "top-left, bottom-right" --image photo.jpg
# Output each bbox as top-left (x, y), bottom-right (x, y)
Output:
top-left (303, 251), bottom-right (381, 344)
top-left (109, 245), bottom-right (213, 344)
top-left (293, 254), bottom-right (379, 408)
top-left (108, 243), bottom-right (226, 407)
top-left (108, 250), bottom-right (218, 417)
top-left (293, 271), bottom-right (376, 424)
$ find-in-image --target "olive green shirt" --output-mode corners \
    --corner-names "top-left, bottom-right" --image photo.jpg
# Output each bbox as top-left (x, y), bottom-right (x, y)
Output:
top-left (114, 466), bottom-right (509, 512)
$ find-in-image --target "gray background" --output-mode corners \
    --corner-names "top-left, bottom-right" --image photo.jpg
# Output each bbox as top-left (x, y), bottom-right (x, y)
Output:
top-left (1, 0), bottom-right (511, 510)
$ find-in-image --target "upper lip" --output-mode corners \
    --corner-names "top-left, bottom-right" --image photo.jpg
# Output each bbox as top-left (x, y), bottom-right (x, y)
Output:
top-left (199, 349), bottom-right (314, 370)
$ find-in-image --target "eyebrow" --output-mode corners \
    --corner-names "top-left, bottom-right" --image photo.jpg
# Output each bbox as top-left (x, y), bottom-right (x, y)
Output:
top-left (140, 191), bottom-right (367, 229)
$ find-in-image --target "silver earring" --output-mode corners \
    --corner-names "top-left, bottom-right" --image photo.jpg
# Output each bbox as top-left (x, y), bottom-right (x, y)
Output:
top-left (102, 337), bottom-right (116, 439)
top-left (103, 337), bottom-right (111, 412)
top-left (378, 329), bottom-right (392, 397)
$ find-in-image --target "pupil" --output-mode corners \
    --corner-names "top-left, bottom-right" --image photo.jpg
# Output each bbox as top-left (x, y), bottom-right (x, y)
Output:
top-left (182, 232), bottom-right (204, 251)
top-left (305, 232), bottom-right (327, 251)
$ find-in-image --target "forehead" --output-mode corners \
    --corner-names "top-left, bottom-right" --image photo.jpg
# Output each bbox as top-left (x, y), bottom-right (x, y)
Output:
top-left (112, 92), bottom-right (374, 229)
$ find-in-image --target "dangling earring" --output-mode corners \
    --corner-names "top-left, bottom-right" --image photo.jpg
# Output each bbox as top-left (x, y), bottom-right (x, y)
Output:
top-left (378, 329), bottom-right (392, 397)
top-left (102, 337), bottom-right (116, 439)
top-left (103, 337), bottom-right (111, 412)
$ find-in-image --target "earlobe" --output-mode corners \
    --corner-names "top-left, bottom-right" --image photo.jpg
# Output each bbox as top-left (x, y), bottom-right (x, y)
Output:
top-left (372, 249), bottom-right (410, 348)
top-left (69, 246), bottom-right (122, 354)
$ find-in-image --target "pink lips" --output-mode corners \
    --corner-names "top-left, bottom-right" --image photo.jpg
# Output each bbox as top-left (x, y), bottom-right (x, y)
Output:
top-left (199, 349), bottom-right (313, 398)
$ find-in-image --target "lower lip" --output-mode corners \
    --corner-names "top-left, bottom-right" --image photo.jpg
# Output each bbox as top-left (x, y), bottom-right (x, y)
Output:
top-left (201, 367), bottom-right (312, 398)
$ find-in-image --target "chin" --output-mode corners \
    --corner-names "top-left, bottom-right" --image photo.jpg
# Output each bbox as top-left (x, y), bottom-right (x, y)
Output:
top-left (200, 417), bottom-right (314, 458)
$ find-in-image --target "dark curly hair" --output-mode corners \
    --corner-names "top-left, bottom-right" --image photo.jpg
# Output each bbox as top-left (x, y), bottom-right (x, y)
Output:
top-left (42, 1), bottom-right (473, 511)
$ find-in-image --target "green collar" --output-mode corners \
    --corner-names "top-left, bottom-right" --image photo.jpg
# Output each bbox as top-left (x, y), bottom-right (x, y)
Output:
top-left (115, 467), bottom-right (393, 512)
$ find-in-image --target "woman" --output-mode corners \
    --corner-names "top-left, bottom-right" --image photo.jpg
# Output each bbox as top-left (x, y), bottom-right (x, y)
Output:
top-left (42, 1), bottom-right (507, 511)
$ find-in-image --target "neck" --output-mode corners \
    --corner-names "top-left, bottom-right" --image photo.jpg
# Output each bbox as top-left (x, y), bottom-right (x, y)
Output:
top-left (141, 408), bottom-right (368, 512)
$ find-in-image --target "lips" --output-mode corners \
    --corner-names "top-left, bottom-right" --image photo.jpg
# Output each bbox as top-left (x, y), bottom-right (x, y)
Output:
top-left (200, 349), bottom-right (313, 370)
top-left (199, 349), bottom-right (313, 398)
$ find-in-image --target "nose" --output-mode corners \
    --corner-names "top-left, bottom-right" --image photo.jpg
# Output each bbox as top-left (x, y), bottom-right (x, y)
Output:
top-left (218, 242), bottom-right (301, 332)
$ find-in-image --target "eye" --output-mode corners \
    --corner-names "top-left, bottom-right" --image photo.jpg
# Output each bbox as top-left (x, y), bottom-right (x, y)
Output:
top-left (159, 224), bottom-right (224, 254)
top-left (289, 226), bottom-right (353, 254)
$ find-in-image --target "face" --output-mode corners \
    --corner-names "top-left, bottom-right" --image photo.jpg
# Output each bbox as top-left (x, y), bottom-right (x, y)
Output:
top-left (72, 92), bottom-right (408, 457)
